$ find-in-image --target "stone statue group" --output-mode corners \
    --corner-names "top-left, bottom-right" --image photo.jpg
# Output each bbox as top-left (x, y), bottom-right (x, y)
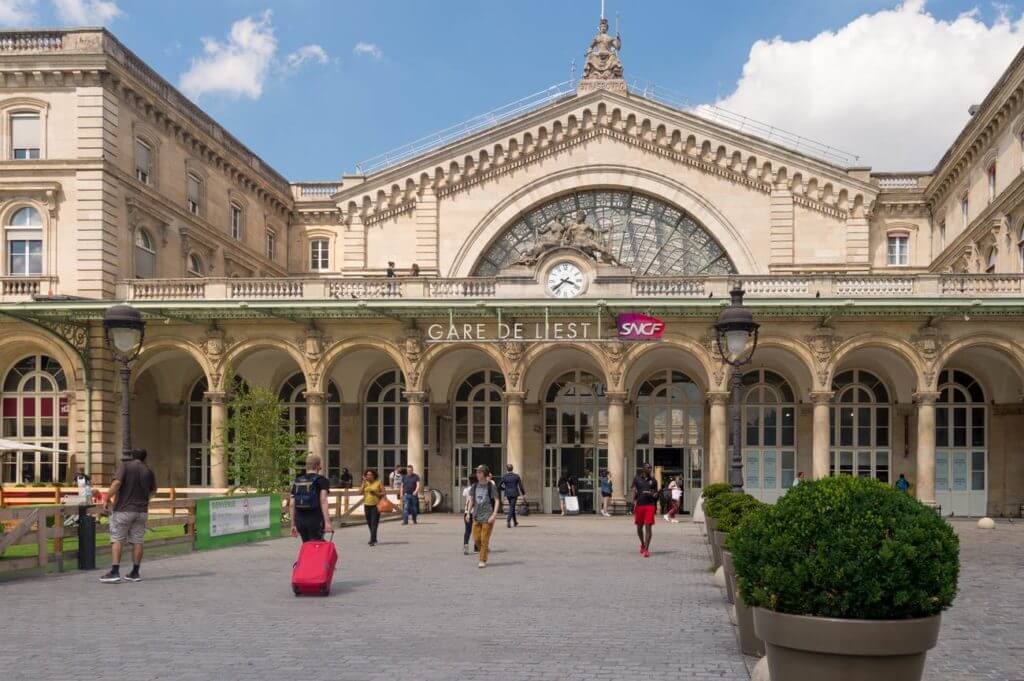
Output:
top-left (515, 211), bottom-right (619, 266)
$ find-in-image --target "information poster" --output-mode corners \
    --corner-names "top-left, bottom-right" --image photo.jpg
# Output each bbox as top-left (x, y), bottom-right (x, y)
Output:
top-left (195, 494), bottom-right (281, 550)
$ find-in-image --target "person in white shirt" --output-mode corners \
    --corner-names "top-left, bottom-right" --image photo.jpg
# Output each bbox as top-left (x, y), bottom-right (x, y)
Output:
top-left (461, 476), bottom-right (476, 555)
top-left (664, 477), bottom-right (683, 523)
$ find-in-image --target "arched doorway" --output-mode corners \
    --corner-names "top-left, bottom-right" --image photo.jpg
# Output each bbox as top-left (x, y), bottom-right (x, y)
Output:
top-left (741, 369), bottom-right (797, 503)
top-left (634, 369), bottom-right (704, 511)
top-left (451, 369), bottom-right (505, 503)
top-left (935, 369), bottom-right (987, 516)
top-left (1, 355), bottom-right (69, 483)
top-left (544, 370), bottom-right (607, 513)
top-left (279, 372), bottom-right (343, 482)
top-left (364, 369), bottom-right (429, 485)
top-left (830, 369), bottom-right (892, 482)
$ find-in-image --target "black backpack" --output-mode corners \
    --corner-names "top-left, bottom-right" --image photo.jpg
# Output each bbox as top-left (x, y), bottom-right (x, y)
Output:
top-left (292, 474), bottom-right (320, 511)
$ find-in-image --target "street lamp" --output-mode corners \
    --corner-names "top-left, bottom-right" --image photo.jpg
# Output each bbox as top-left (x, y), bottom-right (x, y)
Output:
top-left (714, 286), bottom-right (759, 492)
top-left (103, 305), bottom-right (146, 456)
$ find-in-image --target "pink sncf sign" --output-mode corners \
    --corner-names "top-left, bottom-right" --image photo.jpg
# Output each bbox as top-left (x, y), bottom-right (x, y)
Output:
top-left (616, 313), bottom-right (666, 340)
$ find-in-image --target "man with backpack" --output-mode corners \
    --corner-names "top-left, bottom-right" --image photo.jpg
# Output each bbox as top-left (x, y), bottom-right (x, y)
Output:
top-left (631, 462), bottom-right (659, 557)
top-left (466, 465), bottom-right (499, 568)
top-left (290, 454), bottom-right (332, 542)
top-left (499, 463), bottom-right (525, 528)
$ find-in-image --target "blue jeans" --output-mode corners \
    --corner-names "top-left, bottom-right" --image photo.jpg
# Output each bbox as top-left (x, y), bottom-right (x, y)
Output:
top-left (463, 514), bottom-right (473, 546)
top-left (402, 494), bottom-right (419, 523)
top-left (505, 495), bottom-right (519, 524)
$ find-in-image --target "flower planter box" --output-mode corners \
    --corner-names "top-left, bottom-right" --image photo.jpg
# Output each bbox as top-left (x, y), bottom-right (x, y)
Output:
top-left (753, 608), bottom-right (941, 681)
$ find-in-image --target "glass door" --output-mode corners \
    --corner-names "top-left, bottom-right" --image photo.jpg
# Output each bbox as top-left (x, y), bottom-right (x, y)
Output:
top-left (544, 447), bottom-right (559, 513)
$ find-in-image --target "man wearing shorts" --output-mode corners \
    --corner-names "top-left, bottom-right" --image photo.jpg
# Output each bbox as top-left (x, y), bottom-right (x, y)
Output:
top-left (100, 449), bottom-right (157, 583)
top-left (631, 462), bottom-right (659, 557)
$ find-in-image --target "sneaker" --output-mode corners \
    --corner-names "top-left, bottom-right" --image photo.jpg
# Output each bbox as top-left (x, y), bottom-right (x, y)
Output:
top-left (643, 548), bottom-right (651, 558)
top-left (478, 561), bottom-right (486, 568)
top-left (463, 544), bottom-right (469, 555)
top-left (99, 570), bottom-right (121, 584)
top-left (639, 544), bottom-right (645, 555)
top-left (663, 514), bottom-right (670, 521)
top-left (671, 519), bottom-right (680, 524)
top-left (123, 570), bottom-right (141, 582)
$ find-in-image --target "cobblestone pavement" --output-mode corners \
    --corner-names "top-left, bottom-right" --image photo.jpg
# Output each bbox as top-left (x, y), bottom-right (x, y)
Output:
top-left (924, 519), bottom-right (1024, 681)
top-left (0, 515), bottom-right (746, 681)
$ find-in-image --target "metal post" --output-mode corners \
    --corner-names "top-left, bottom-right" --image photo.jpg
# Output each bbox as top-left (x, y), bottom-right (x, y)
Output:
top-left (119, 362), bottom-right (131, 454)
top-left (729, 367), bottom-right (744, 492)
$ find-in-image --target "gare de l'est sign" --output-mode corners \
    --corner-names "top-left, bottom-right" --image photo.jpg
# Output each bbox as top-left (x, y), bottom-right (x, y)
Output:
top-left (426, 313), bottom-right (666, 343)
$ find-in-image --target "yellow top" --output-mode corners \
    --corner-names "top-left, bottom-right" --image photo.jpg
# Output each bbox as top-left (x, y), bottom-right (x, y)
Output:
top-left (362, 480), bottom-right (384, 506)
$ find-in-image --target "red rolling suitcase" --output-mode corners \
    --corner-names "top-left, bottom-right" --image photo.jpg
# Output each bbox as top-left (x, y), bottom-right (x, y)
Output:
top-left (291, 533), bottom-right (338, 596)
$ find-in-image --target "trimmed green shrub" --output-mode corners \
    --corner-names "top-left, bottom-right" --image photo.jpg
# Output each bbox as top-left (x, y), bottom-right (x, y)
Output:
top-left (705, 490), bottom-right (743, 520)
top-left (716, 494), bottom-right (766, 534)
top-left (730, 475), bottom-right (959, 620)
top-left (702, 482), bottom-right (733, 506)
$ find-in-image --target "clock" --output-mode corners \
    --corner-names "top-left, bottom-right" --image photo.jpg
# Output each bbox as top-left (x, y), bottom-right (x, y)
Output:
top-left (546, 261), bottom-right (586, 298)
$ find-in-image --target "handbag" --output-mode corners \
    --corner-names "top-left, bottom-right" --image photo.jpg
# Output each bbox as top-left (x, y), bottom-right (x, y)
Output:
top-left (377, 494), bottom-right (395, 513)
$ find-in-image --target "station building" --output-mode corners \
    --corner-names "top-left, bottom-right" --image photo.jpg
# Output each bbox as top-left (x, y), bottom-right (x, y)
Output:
top-left (1, 23), bottom-right (1024, 516)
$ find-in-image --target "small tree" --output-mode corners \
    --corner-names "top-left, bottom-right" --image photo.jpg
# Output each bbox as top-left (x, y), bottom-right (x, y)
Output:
top-left (225, 384), bottom-right (303, 493)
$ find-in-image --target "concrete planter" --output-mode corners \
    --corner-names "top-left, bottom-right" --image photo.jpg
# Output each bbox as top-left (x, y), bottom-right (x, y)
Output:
top-left (721, 548), bottom-right (735, 604)
top-left (753, 608), bottom-right (941, 681)
top-left (734, 587), bottom-right (765, 657)
top-left (710, 529), bottom-right (727, 570)
top-left (705, 516), bottom-right (718, 566)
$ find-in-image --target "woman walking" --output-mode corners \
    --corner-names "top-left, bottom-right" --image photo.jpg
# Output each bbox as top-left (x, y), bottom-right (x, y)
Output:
top-left (462, 475), bottom-right (475, 554)
top-left (664, 476), bottom-right (682, 523)
top-left (361, 468), bottom-right (384, 546)
top-left (599, 469), bottom-right (613, 517)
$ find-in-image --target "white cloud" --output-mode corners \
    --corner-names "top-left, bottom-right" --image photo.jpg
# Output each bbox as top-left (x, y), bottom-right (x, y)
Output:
top-left (0, 0), bottom-right (37, 26)
top-left (701, 1), bottom-right (1024, 170)
top-left (353, 41), bottom-right (382, 59)
top-left (179, 10), bottom-right (278, 100)
top-left (284, 44), bottom-right (329, 71)
top-left (53, 0), bottom-right (121, 25)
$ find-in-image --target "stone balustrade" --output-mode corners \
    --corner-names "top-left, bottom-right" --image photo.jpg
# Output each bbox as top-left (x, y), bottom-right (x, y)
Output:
top-left (105, 273), bottom-right (1024, 303)
top-left (0, 276), bottom-right (58, 301)
top-left (292, 183), bottom-right (342, 199)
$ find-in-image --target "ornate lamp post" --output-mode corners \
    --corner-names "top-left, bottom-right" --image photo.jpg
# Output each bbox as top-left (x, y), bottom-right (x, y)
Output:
top-left (103, 305), bottom-right (146, 456)
top-left (714, 286), bottom-right (759, 492)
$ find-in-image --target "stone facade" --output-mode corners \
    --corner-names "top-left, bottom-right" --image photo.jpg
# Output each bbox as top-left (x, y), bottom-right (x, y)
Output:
top-left (1, 26), bottom-right (1024, 517)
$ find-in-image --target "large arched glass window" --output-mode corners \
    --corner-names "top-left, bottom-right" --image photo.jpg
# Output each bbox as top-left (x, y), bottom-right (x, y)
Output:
top-left (278, 373), bottom-right (342, 480)
top-left (1, 355), bottom-right (69, 483)
top-left (187, 377), bottom-right (211, 486)
top-left (634, 369), bottom-right (704, 512)
top-left (544, 370), bottom-right (607, 513)
top-left (134, 228), bottom-right (156, 279)
top-left (364, 369), bottom-right (428, 483)
top-left (742, 369), bottom-right (796, 502)
top-left (473, 189), bottom-right (736, 276)
top-left (452, 369), bottom-right (505, 498)
top-left (829, 369), bottom-right (891, 482)
top-left (6, 206), bottom-right (43, 276)
top-left (935, 369), bottom-right (987, 516)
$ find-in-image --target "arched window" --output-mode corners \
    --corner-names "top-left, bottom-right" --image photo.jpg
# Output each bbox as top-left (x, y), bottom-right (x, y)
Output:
top-left (1, 355), bottom-right (69, 483)
top-left (364, 369), bottom-right (428, 483)
top-left (134, 228), bottom-right (156, 279)
top-left (544, 369), bottom-right (607, 513)
top-left (187, 377), bottom-right (211, 486)
top-left (187, 253), bottom-right (204, 277)
top-left (6, 206), bottom-right (43, 276)
top-left (452, 369), bottom-right (505, 497)
top-left (279, 373), bottom-right (342, 480)
top-left (742, 369), bottom-right (797, 502)
top-left (935, 369), bottom-right (987, 516)
top-left (634, 369), bottom-right (703, 512)
top-left (830, 369), bottom-right (891, 482)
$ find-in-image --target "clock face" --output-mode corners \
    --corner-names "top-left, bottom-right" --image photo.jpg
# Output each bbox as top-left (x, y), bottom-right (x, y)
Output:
top-left (546, 261), bottom-right (586, 298)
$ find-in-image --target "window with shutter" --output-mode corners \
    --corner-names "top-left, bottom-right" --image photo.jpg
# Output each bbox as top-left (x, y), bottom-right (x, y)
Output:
top-left (10, 113), bottom-right (40, 160)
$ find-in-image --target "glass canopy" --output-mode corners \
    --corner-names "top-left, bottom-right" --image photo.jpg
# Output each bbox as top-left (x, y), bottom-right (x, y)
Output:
top-left (473, 189), bottom-right (736, 276)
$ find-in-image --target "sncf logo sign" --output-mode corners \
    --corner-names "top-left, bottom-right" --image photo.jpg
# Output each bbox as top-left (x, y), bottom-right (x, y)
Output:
top-left (616, 313), bottom-right (666, 340)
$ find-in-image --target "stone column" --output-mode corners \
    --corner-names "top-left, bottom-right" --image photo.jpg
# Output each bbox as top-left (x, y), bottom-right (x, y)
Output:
top-left (206, 391), bottom-right (228, 488)
top-left (607, 391), bottom-right (627, 510)
top-left (707, 392), bottom-right (729, 484)
top-left (914, 391), bottom-right (941, 506)
top-left (405, 391), bottom-right (426, 479)
top-left (505, 391), bottom-right (526, 474)
top-left (810, 391), bottom-right (833, 479)
top-left (304, 391), bottom-right (325, 463)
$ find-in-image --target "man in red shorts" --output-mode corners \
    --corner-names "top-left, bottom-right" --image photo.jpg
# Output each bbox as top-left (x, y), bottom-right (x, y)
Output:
top-left (631, 462), bottom-right (659, 557)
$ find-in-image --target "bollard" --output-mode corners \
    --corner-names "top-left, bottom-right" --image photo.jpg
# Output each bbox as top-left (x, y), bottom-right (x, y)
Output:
top-left (77, 504), bottom-right (96, 570)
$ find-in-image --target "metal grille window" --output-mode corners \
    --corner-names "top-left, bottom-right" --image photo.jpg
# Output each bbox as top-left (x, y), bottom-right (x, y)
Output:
top-left (1, 355), bottom-right (69, 483)
top-left (473, 189), bottom-right (736, 276)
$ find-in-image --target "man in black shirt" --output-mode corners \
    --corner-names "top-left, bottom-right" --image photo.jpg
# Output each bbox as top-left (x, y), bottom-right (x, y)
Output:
top-left (499, 464), bottom-right (525, 528)
top-left (99, 449), bottom-right (156, 583)
top-left (556, 470), bottom-right (577, 516)
top-left (631, 463), bottom-right (659, 557)
top-left (401, 463), bottom-right (422, 525)
top-left (290, 454), bottom-right (332, 542)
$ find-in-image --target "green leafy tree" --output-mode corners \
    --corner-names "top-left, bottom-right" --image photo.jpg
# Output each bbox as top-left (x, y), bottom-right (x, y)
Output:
top-left (225, 384), bottom-right (303, 493)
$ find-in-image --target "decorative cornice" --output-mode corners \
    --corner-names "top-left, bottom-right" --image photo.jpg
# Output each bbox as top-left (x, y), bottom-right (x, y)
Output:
top-left (0, 180), bottom-right (61, 217)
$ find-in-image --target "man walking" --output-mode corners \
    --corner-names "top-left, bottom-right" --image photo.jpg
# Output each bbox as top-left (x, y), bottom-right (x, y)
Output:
top-left (401, 463), bottom-right (422, 525)
top-left (290, 453), bottom-right (332, 542)
top-left (99, 449), bottom-right (157, 583)
top-left (467, 465), bottom-right (498, 568)
top-left (631, 462), bottom-right (659, 558)
top-left (499, 464), bottom-right (525, 528)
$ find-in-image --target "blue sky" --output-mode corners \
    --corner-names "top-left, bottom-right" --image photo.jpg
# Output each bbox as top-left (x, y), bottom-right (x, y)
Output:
top-left (4, 1), bottom-right (1024, 176)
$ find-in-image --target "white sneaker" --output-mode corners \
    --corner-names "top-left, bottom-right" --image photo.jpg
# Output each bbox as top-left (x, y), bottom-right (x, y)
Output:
top-left (671, 519), bottom-right (680, 524)
top-left (478, 561), bottom-right (486, 568)
top-left (663, 514), bottom-right (670, 521)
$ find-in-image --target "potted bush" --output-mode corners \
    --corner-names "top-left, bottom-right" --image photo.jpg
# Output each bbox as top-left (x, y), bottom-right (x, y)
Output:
top-left (701, 482), bottom-right (732, 551)
top-left (703, 487), bottom-right (741, 568)
top-left (715, 493), bottom-right (764, 603)
top-left (730, 476), bottom-right (959, 681)
top-left (717, 496), bottom-right (768, 656)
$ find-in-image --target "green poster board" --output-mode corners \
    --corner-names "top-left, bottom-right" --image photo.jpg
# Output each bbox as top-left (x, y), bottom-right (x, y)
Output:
top-left (194, 494), bottom-right (281, 550)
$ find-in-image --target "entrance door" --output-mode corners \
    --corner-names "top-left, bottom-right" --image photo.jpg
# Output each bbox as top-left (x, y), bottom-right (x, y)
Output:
top-left (650, 447), bottom-right (702, 513)
top-left (544, 447), bottom-right (559, 513)
top-left (452, 446), bottom-right (503, 510)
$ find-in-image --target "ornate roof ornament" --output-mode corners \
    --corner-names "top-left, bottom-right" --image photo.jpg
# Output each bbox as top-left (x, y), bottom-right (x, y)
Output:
top-left (578, 13), bottom-right (626, 95)
top-left (512, 211), bottom-right (620, 267)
